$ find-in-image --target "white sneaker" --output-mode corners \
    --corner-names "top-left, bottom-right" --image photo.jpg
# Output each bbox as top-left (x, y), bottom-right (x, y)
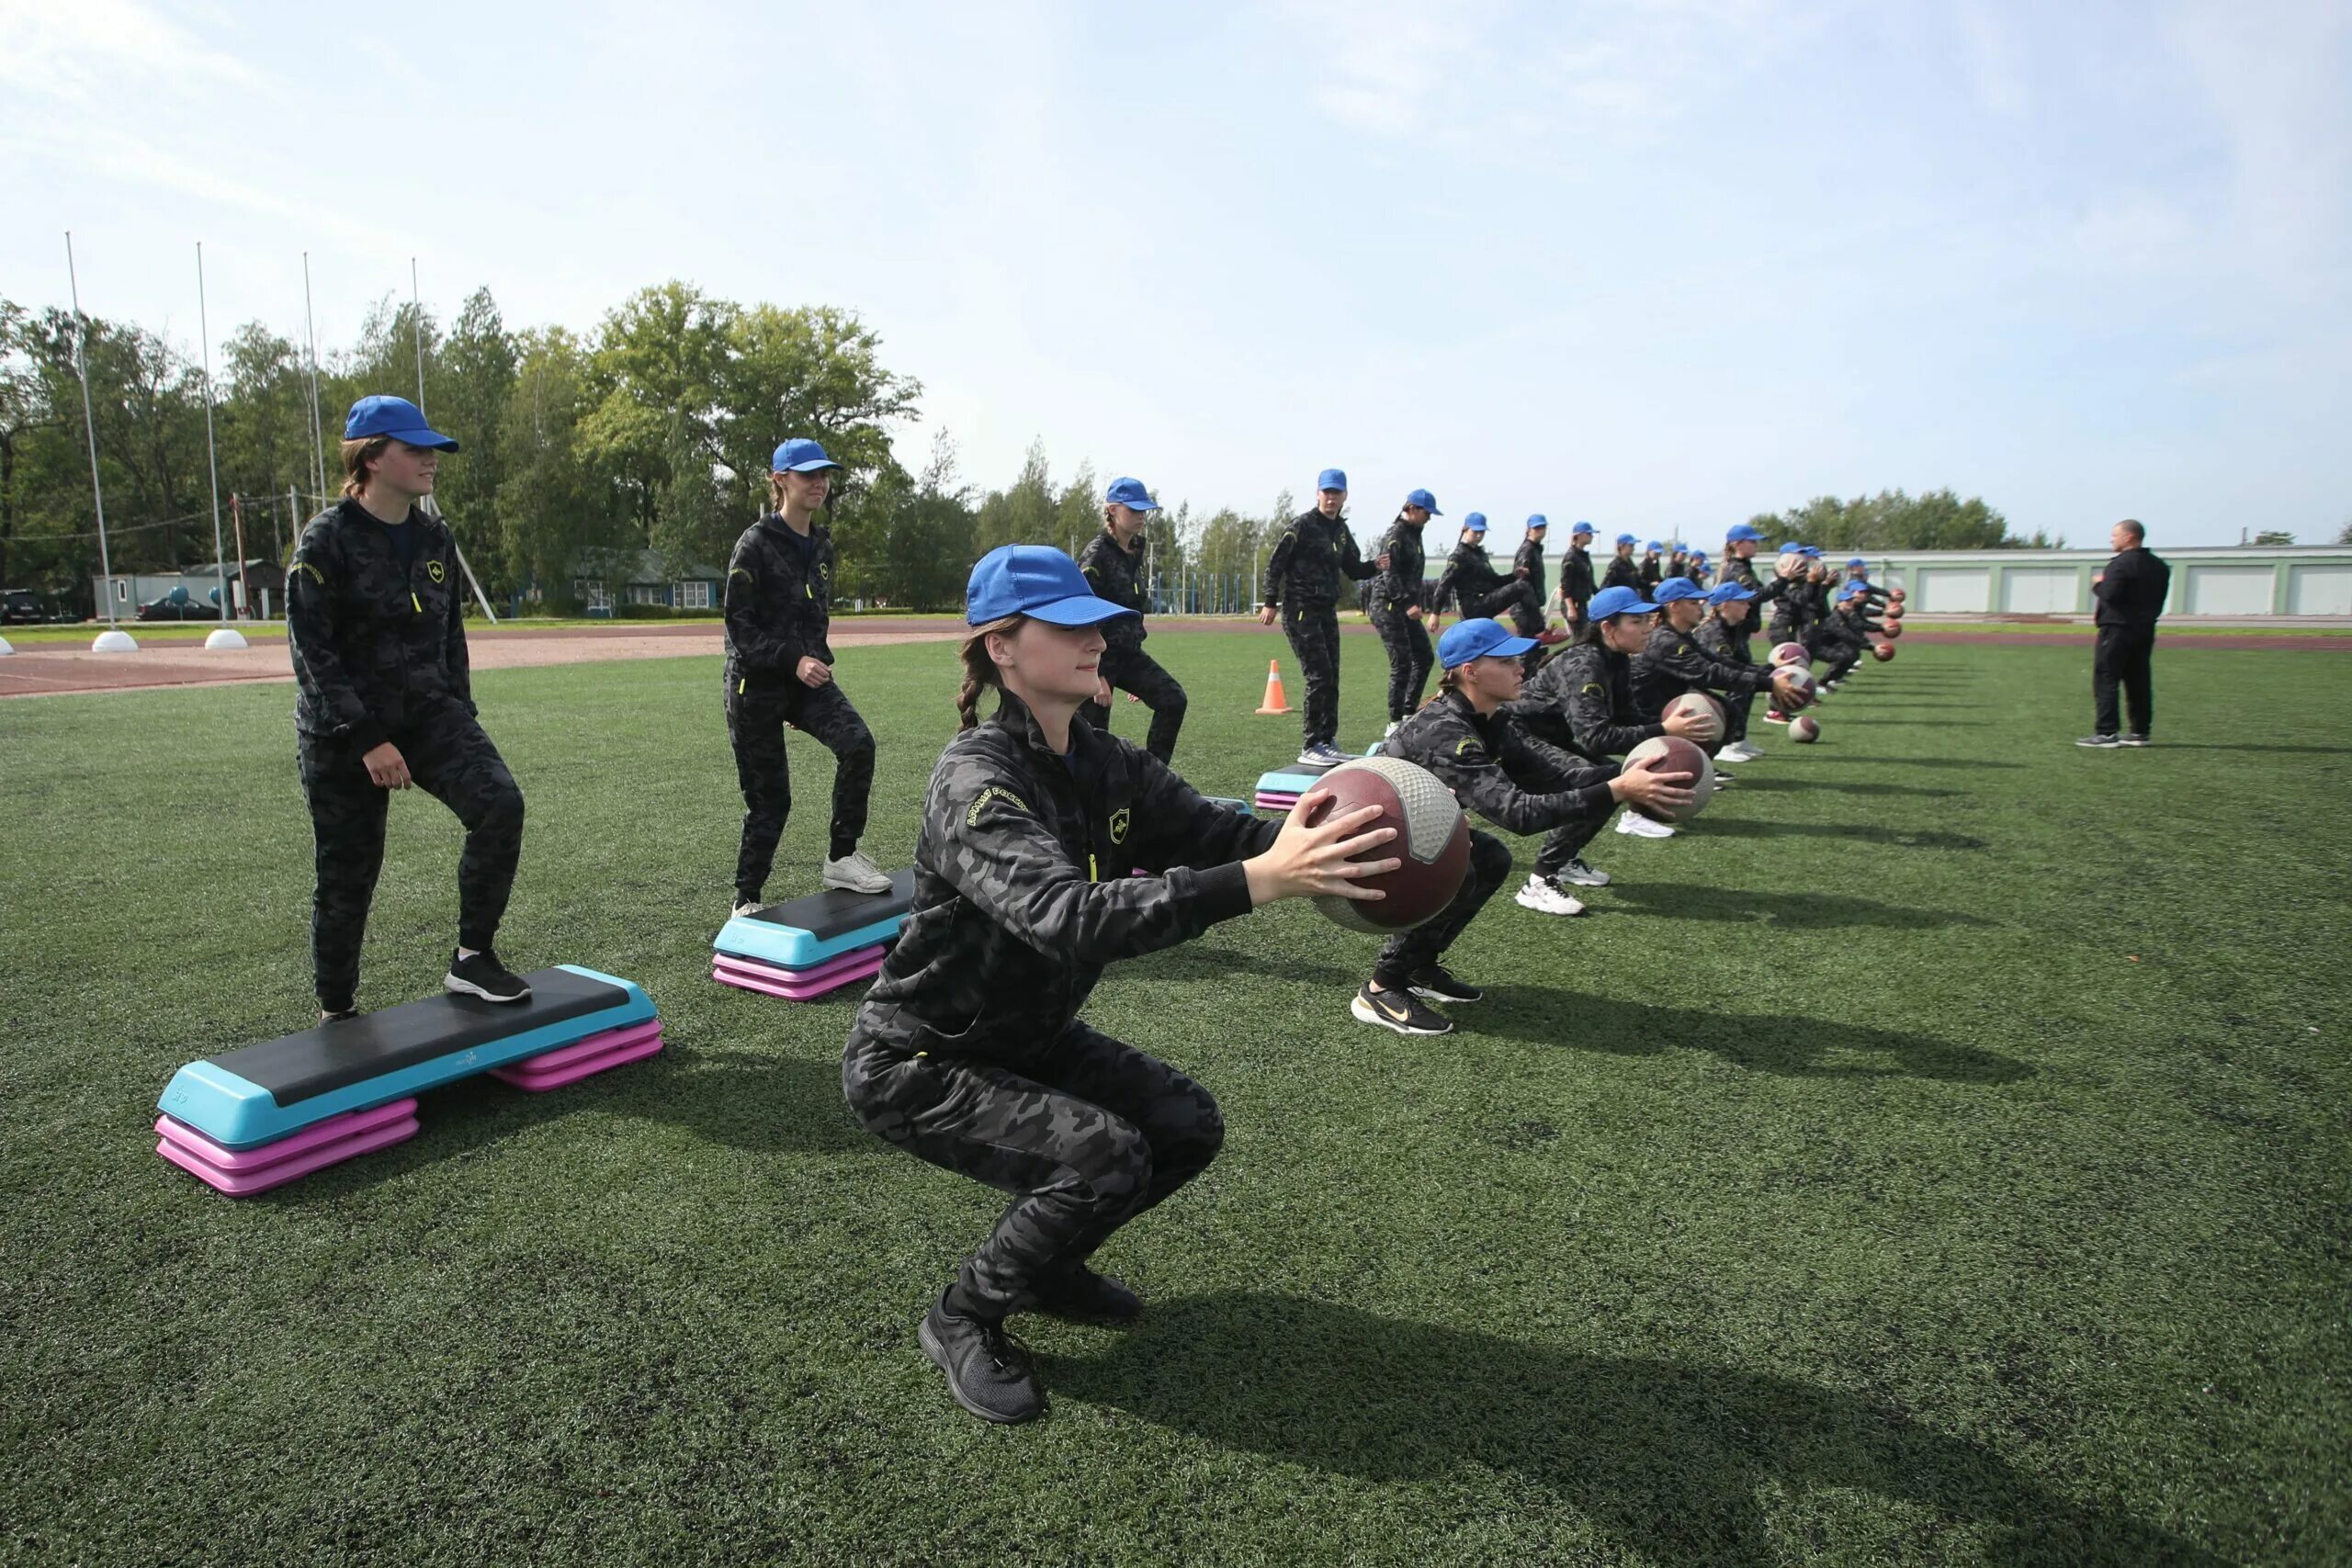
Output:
top-left (1554, 857), bottom-right (1611, 887)
top-left (1383, 721), bottom-right (1400, 739)
top-left (730, 898), bottom-right (768, 919)
top-left (1513, 875), bottom-right (1586, 916)
top-left (1616, 810), bottom-right (1676, 839)
top-left (1296, 745), bottom-right (1328, 766)
top-left (1718, 742), bottom-right (1758, 763)
top-left (820, 849), bottom-right (894, 894)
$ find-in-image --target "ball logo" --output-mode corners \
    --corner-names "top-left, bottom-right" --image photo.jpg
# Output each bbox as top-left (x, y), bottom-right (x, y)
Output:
top-left (426, 560), bottom-right (446, 583)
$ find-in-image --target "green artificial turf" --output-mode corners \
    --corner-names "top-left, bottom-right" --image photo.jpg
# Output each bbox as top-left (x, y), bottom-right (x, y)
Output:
top-left (1, 635), bottom-right (2346, 1566)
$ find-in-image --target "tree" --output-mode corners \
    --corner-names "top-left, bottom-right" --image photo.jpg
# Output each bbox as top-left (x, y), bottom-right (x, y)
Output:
top-left (1749, 488), bottom-right (2048, 551)
top-left (2335, 520), bottom-right (2352, 546)
top-left (2251, 530), bottom-right (2294, 547)
top-left (972, 437), bottom-right (1056, 557)
top-left (498, 328), bottom-right (626, 606)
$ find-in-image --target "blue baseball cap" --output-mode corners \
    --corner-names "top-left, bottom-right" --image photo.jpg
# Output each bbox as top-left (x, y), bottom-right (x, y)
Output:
top-left (1587, 585), bottom-right (1657, 620)
top-left (1404, 488), bottom-right (1441, 514)
top-left (1525, 513), bottom-right (1549, 529)
top-left (1707, 581), bottom-right (1757, 605)
top-left (1800, 546), bottom-right (1823, 558)
top-left (1651, 576), bottom-right (1705, 604)
top-left (966, 545), bottom-right (1136, 627)
top-left (1645, 540), bottom-right (1663, 553)
top-left (1103, 476), bottom-right (1159, 512)
top-left (1726, 523), bottom-right (1764, 543)
top-left (1847, 557), bottom-right (1867, 569)
top-left (1317, 468), bottom-right (1348, 492)
top-left (1778, 540), bottom-right (1804, 553)
top-left (1462, 513), bottom-right (1488, 534)
top-left (1437, 616), bottom-right (1537, 668)
top-left (1615, 532), bottom-right (1638, 546)
top-left (345, 395), bottom-right (458, 451)
top-left (1571, 520), bottom-right (1594, 536)
top-left (772, 437), bottom-right (842, 473)
top-left (1838, 581), bottom-right (1870, 601)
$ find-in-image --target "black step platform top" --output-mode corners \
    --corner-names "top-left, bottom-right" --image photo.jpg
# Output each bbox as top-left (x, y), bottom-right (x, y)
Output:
top-left (745, 869), bottom-right (916, 938)
top-left (209, 967), bottom-right (628, 1106)
top-left (1271, 758), bottom-right (1340, 777)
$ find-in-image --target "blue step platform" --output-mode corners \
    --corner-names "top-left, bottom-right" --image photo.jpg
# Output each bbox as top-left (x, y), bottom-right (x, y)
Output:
top-left (713, 869), bottom-right (915, 1000)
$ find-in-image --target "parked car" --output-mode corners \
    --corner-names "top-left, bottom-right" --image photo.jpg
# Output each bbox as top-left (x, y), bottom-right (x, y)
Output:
top-left (136, 588), bottom-right (224, 623)
top-left (2, 589), bottom-right (46, 625)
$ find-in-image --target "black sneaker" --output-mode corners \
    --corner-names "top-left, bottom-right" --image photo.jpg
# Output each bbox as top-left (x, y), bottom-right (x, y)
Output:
top-left (918, 1290), bottom-right (1045, 1424)
top-left (1351, 983), bottom-right (1453, 1036)
top-left (1408, 965), bottom-right (1483, 1004)
top-left (2075, 733), bottom-right (2120, 749)
top-left (1028, 1265), bottom-right (1143, 1325)
top-left (319, 1005), bottom-right (359, 1023)
top-left (446, 949), bottom-right (531, 1003)
top-left (2119, 733), bottom-right (2149, 748)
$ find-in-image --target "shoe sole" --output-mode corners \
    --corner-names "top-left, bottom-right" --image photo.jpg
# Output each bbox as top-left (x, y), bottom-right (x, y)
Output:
top-left (1408, 984), bottom-right (1486, 1002)
top-left (820, 874), bottom-right (894, 894)
top-left (2119, 739), bottom-right (2149, 748)
top-left (917, 1316), bottom-right (1043, 1425)
top-left (444, 975), bottom-right (531, 1003)
top-left (2075, 740), bottom-right (2120, 749)
top-left (1512, 894), bottom-right (1584, 918)
top-left (1351, 996), bottom-right (1453, 1035)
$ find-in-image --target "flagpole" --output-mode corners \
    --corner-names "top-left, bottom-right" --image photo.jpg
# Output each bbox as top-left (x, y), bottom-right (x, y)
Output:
top-left (406, 259), bottom-right (497, 625)
top-left (196, 242), bottom-right (243, 648)
top-left (65, 231), bottom-right (134, 651)
top-left (302, 252), bottom-right (327, 504)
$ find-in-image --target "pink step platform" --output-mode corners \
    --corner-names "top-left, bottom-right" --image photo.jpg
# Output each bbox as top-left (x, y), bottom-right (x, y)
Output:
top-left (156, 1099), bottom-right (422, 1197)
top-left (711, 943), bottom-right (885, 1001)
top-left (490, 1018), bottom-right (666, 1091)
top-left (1254, 791), bottom-right (1300, 812)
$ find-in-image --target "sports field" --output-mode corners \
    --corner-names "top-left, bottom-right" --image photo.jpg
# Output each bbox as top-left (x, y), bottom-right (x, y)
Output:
top-left (2, 634), bottom-right (2346, 1566)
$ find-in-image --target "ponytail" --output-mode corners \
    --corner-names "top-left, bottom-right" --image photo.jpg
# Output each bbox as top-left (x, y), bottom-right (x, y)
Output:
top-left (956, 615), bottom-right (1023, 729)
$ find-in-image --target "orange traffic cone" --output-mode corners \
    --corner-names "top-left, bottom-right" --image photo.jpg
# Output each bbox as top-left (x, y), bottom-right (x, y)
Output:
top-left (1255, 660), bottom-right (1291, 716)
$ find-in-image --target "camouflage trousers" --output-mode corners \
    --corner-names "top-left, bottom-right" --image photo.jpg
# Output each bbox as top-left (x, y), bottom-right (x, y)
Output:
top-left (1078, 644), bottom-right (1189, 765)
top-left (1281, 601), bottom-right (1344, 748)
top-left (297, 701), bottom-right (524, 1011)
top-left (842, 1020), bottom-right (1226, 1319)
top-left (1464, 581), bottom-right (1545, 638)
top-left (725, 669), bottom-right (876, 902)
top-left (1368, 603), bottom-right (1433, 722)
top-left (1373, 828), bottom-right (1511, 990)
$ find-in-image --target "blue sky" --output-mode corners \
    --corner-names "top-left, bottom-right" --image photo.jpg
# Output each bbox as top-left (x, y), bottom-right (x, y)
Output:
top-left (3, 0), bottom-right (2345, 548)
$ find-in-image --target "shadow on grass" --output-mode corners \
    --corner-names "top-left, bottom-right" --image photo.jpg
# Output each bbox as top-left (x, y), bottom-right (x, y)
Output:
top-left (1044, 1293), bottom-right (2221, 1566)
top-left (1723, 777), bottom-right (1962, 798)
top-left (1600, 882), bottom-right (1991, 930)
top-left (1466, 986), bottom-right (2029, 1083)
top-left (1696, 819), bottom-right (1990, 851)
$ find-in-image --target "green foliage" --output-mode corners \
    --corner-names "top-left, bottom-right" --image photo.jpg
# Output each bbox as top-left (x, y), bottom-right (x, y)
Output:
top-left (1747, 488), bottom-right (2052, 551)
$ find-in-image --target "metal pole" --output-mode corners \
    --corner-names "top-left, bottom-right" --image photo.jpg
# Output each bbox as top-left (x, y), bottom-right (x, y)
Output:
top-left (405, 259), bottom-right (497, 626)
top-left (197, 243), bottom-right (232, 622)
top-left (64, 232), bottom-right (118, 630)
top-left (410, 256), bottom-right (428, 411)
top-left (302, 253), bottom-right (326, 503)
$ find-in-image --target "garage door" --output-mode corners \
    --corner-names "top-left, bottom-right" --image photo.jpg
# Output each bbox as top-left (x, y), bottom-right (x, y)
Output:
top-left (2000, 568), bottom-right (2081, 615)
top-left (2286, 565), bottom-right (2352, 615)
top-left (1913, 569), bottom-right (1989, 614)
top-left (2181, 565), bottom-right (2273, 615)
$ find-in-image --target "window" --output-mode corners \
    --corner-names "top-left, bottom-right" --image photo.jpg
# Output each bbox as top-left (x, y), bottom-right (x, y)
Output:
top-left (117, 580), bottom-right (130, 602)
top-left (627, 582), bottom-right (663, 606)
top-left (676, 580), bottom-right (713, 610)
top-left (572, 578), bottom-right (607, 608)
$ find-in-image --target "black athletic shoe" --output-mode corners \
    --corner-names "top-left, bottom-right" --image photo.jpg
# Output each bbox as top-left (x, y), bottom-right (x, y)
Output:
top-left (446, 949), bottom-right (531, 1003)
top-left (1408, 965), bottom-right (1483, 1004)
top-left (2075, 733), bottom-right (2120, 749)
top-left (319, 1006), bottom-right (359, 1023)
top-left (919, 1291), bottom-right (1045, 1424)
top-left (1028, 1265), bottom-right (1143, 1325)
top-left (2119, 733), bottom-right (2150, 748)
top-left (1351, 983), bottom-right (1453, 1036)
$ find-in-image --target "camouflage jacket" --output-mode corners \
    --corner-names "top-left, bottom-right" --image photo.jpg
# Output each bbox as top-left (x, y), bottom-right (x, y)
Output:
top-left (1560, 546), bottom-right (1597, 606)
top-left (1368, 518), bottom-right (1429, 615)
top-left (1431, 542), bottom-right (1506, 615)
top-left (1076, 529), bottom-right (1149, 649)
top-left (849, 691), bottom-right (1278, 1063)
top-left (286, 500), bottom-right (472, 750)
top-left (1389, 689), bottom-right (1616, 836)
top-left (1262, 509), bottom-right (1375, 608)
top-left (724, 514), bottom-right (835, 686)
top-left (1600, 554), bottom-right (1642, 591)
top-left (1511, 537), bottom-right (1547, 600)
top-left (1631, 618), bottom-right (1773, 718)
top-left (1510, 640), bottom-right (1662, 761)
top-left (1691, 613), bottom-right (1756, 664)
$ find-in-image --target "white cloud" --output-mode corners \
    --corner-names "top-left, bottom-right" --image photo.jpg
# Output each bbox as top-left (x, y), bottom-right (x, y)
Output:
top-left (0, 0), bottom-right (263, 98)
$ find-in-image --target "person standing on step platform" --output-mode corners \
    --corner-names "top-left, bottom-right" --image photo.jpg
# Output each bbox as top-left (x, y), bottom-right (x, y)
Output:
top-left (1432, 514), bottom-right (1544, 636)
top-left (1078, 477), bottom-right (1187, 764)
top-left (1261, 468), bottom-right (1381, 767)
top-left (288, 395), bottom-right (530, 1021)
top-left (1638, 542), bottom-right (1665, 591)
top-left (1369, 488), bottom-right (1441, 737)
top-left (844, 544), bottom-right (1408, 1425)
top-left (2080, 518), bottom-right (2170, 749)
top-left (723, 437), bottom-right (891, 919)
top-left (1557, 520), bottom-right (1599, 626)
top-left (1631, 578), bottom-right (1804, 785)
top-left (1510, 585), bottom-right (1713, 842)
top-left (1693, 581), bottom-right (1765, 763)
top-left (1601, 532), bottom-right (1643, 592)
top-left (1396, 619), bottom-right (1694, 920)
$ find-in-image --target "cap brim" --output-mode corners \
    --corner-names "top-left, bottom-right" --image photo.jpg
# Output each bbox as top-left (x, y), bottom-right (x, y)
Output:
top-left (1488, 635), bottom-right (1539, 658)
top-left (384, 427), bottom-right (460, 453)
top-left (781, 459), bottom-right (842, 473)
top-left (1025, 594), bottom-right (1139, 627)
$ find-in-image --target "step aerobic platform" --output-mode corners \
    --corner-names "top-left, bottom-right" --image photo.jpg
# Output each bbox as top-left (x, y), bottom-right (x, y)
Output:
top-left (154, 964), bottom-right (661, 1197)
top-left (1253, 758), bottom-right (1340, 814)
top-left (713, 869), bottom-right (915, 1001)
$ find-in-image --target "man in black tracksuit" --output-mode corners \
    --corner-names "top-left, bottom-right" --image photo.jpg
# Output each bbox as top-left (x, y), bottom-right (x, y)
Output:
top-left (724, 438), bottom-right (888, 914)
top-left (288, 395), bottom-right (528, 1017)
top-left (1369, 490), bottom-right (1440, 726)
top-left (1432, 515), bottom-right (1543, 635)
top-left (1078, 477), bottom-right (1187, 763)
top-left (1558, 522), bottom-right (1598, 625)
top-left (2081, 518), bottom-right (2172, 747)
top-left (1261, 468), bottom-right (1379, 763)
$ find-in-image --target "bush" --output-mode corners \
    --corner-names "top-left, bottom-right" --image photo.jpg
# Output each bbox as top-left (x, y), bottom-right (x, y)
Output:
top-left (613, 603), bottom-right (723, 621)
